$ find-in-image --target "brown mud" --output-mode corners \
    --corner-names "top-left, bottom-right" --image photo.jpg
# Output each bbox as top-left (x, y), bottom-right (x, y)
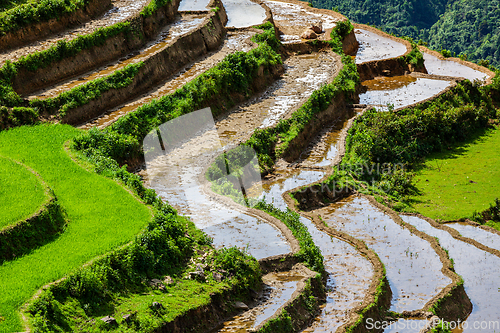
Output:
top-left (0, 0), bottom-right (112, 52)
top-left (0, 0), bottom-right (151, 65)
top-left (11, 0), bottom-right (182, 96)
top-left (58, 2), bottom-right (227, 125)
top-left (80, 29), bottom-right (259, 129)
top-left (262, 0), bottom-right (345, 45)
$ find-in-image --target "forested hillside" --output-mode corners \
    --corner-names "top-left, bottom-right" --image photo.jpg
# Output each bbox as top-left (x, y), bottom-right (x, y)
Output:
top-left (311, 0), bottom-right (500, 67)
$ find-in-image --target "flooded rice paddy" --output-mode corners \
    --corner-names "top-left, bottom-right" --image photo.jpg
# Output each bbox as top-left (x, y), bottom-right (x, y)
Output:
top-left (223, 0), bottom-right (267, 28)
top-left (402, 216), bottom-right (500, 332)
top-left (354, 29), bottom-right (407, 64)
top-left (319, 197), bottom-right (451, 312)
top-left (360, 75), bottom-right (452, 110)
top-left (423, 52), bottom-right (489, 83)
top-left (447, 223), bottom-right (500, 253)
top-left (31, 14), bottom-right (206, 99)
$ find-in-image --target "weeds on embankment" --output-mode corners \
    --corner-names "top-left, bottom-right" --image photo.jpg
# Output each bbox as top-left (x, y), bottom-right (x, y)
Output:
top-left (320, 79), bottom-right (497, 213)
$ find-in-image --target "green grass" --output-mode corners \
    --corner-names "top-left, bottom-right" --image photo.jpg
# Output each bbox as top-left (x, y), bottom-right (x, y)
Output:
top-left (0, 124), bottom-right (152, 332)
top-left (412, 126), bottom-right (500, 220)
top-left (0, 156), bottom-right (47, 229)
top-left (65, 279), bottom-right (229, 332)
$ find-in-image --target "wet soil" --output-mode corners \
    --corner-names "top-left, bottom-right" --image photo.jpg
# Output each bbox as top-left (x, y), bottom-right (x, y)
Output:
top-left (214, 271), bottom-right (304, 332)
top-left (29, 14), bottom-right (206, 100)
top-left (446, 222), bottom-right (500, 253)
top-left (0, 0), bottom-right (149, 65)
top-left (354, 28), bottom-right (407, 64)
top-left (217, 50), bottom-right (340, 145)
top-left (423, 52), bottom-right (489, 83)
top-left (179, 0), bottom-right (211, 10)
top-left (263, 0), bottom-right (341, 44)
top-left (402, 215), bottom-right (500, 333)
top-left (318, 196), bottom-right (451, 313)
top-left (80, 30), bottom-right (257, 129)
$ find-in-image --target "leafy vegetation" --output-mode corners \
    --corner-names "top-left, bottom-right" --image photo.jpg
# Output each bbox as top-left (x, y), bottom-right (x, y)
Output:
top-left (471, 198), bottom-right (500, 231)
top-left (0, 0), bottom-right (93, 35)
top-left (0, 157), bottom-right (47, 229)
top-left (30, 62), bottom-right (144, 117)
top-left (320, 80), bottom-right (496, 211)
top-left (254, 202), bottom-right (324, 273)
top-left (310, 0), bottom-right (500, 67)
top-left (71, 25), bottom-right (283, 165)
top-left (141, 0), bottom-right (171, 17)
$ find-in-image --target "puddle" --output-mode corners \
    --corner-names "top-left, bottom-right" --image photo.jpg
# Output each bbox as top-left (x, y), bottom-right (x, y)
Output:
top-left (223, 0), bottom-right (267, 28)
top-left (214, 272), bottom-right (303, 332)
top-left (263, 0), bottom-right (339, 44)
top-left (80, 31), bottom-right (256, 129)
top-left (383, 319), bottom-right (430, 333)
top-left (31, 14), bottom-right (205, 99)
top-left (354, 29), bottom-right (407, 64)
top-left (423, 53), bottom-right (488, 83)
top-left (318, 196), bottom-right (451, 313)
top-left (402, 216), bottom-right (500, 333)
top-left (178, 0), bottom-right (211, 11)
top-left (359, 76), bottom-right (452, 110)
top-left (446, 223), bottom-right (500, 254)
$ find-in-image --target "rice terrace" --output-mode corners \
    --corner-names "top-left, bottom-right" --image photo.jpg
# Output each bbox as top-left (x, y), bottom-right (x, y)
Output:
top-left (0, 0), bottom-right (499, 332)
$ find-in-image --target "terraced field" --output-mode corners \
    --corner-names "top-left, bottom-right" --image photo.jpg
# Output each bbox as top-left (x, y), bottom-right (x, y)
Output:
top-left (0, 0), bottom-right (499, 332)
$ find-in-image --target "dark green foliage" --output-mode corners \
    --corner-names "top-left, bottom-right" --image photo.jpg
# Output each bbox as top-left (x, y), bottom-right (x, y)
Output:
top-left (0, 200), bottom-right (66, 264)
top-left (255, 201), bottom-right (325, 273)
top-left (210, 247), bottom-right (261, 291)
top-left (14, 22), bottom-right (132, 72)
top-left (471, 198), bottom-right (500, 224)
top-left (0, 106), bottom-right (38, 129)
top-left (325, 80), bottom-right (497, 209)
top-left (252, 22), bottom-right (282, 50)
top-left (30, 62), bottom-right (143, 117)
top-left (310, 0), bottom-right (500, 67)
top-left (0, 0), bottom-right (90, 35)
top-left (401, 42), bottom-right (424, 67)
top-left (141, 0), bottom-right (170, 17)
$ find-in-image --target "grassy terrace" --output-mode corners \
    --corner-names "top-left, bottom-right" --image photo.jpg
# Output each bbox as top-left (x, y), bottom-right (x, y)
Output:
top-left (412, 126), bottom-right (500, 221)
top-left (0, 124), bottom-right (152, 332)
top-left (0, 156), bottom-right (47, 229)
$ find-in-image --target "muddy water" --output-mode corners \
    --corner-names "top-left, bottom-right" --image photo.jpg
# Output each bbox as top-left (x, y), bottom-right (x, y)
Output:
top-left (0, 0), bottom-right (149, 64)
top-left (223, 0), bottom-right (267, 28)
top-left (318, 196), bottom-right (451, 313)
top-left (354, 29), bottom-right (407, 64)
top-left (215, 272), bottom-right (304, 332)
top-left (359, 75), bottom-right (452, 110)
top-left (402, 216), bottom-right (500, 333)
top-left (80, 31), bottom-right (256, 129)
top-left (217, 51), bottom-right (339, 145)
top-left (423, 53), bottom-right (488, 83)
top-left (447, 223), bottom-right (500, 253)
top-left (263, 0), bottom-right (339, 44)
top-left (31, 14), bottom-right (205, 99)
